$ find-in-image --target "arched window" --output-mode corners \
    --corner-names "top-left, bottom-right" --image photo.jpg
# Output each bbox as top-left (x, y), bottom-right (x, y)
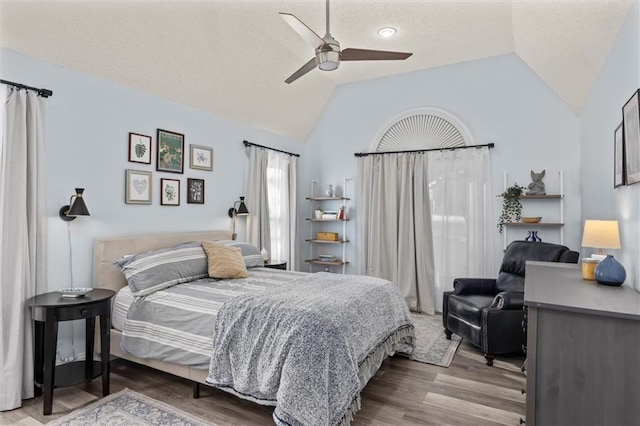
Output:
top-left (375, 108), bottom-right (474, 152)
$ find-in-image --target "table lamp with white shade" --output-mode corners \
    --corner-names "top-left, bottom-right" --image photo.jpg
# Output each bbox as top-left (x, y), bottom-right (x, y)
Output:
top-left (581, 220), bottom-right (626, 286)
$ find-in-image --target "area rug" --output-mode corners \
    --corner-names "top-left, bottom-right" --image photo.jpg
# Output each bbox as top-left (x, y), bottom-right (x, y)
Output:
top-left (47, 388), bottom-right (213, 426)
top-left (408, 313), bottom-right (462, 367)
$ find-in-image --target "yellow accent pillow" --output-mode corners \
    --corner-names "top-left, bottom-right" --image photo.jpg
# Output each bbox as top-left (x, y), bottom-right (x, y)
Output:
top-left (202, 241), bottom-right (249, 279)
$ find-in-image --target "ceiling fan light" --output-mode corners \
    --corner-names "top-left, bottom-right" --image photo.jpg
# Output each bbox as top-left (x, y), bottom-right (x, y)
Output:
top-left (317, 50), bottom-right (340, 71)
top-left (377, 27), bottom-right (397, 38)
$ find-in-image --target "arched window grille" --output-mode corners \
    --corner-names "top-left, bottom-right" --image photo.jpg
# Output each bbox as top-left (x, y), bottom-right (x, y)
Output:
top-left (375, 108), bottom-right (473, 152)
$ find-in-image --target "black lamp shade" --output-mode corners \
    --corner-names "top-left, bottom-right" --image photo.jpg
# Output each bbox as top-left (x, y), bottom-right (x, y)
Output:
top-left (68, 188), bottom-right (90, 216)
top-left (236, 198), bottom-right (249, 215)
top-left (59, 188), bottom-right (90, 221)
top-left (228, 196), bottom-right (250, 218)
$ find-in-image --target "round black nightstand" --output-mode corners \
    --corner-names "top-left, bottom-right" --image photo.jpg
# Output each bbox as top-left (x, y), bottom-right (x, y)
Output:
top-left (26, 288), bottom-right (115, 415)
top-left (264, 260), bottom-right (287, 270)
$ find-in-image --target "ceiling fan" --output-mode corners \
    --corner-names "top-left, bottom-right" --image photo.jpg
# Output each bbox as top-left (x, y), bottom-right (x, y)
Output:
top-left (279, 0), bottom-right (413, 84)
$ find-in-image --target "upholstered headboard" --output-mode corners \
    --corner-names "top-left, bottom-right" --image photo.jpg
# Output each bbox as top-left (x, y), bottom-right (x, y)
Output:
top-left (93, 230), bottom-right (233, 294)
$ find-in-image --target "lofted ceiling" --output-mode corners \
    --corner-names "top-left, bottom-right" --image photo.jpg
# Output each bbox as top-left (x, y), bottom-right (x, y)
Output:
top-left (0, 1), bottom-right (634, 141)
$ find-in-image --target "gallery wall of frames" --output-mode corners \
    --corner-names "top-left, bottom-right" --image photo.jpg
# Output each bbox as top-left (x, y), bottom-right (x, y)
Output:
top-left (125, 129), bottom-right (213, 206)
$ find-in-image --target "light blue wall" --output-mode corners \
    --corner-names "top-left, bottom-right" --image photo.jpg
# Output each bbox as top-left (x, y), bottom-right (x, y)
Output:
top-left (580, 1), bottom-right (640, 291)
top-left (302, 53), bottom-right (582, 274)
top-left (1, 48), bottom-right (301, 359)
top-left (1, 48), bottom-right (300, 289)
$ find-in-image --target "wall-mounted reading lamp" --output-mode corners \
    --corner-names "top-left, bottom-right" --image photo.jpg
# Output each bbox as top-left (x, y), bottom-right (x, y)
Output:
top-left (57, 188), bottom-right (90, 358)
top-left (59, 188), bottom-right (90, 221)
top-left (228, 196), bottom-right (249, 240)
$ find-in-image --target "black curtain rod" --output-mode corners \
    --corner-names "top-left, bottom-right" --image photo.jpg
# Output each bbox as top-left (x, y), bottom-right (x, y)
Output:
top-left (354, 142), bottom-right (495, 157)
top-left (0, 79), bottom-right (53, 98)
top-left (243, 140), bottom-right (300, 157)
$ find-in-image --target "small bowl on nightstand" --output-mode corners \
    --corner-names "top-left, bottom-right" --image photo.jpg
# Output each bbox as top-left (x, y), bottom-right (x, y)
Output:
top-left (58, 288), bottom-right (92, 298)
top-left (521, 216), bottom-right (542, 224)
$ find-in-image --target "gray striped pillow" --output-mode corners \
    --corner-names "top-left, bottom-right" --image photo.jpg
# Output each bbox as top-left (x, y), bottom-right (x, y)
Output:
top-left (114, 241), bottom-right (208, 296)
top-left (212, 240), bottom-right (264, 268)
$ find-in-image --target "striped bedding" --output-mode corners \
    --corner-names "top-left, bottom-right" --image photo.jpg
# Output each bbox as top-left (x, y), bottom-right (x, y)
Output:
top-left (120, 267), bottom-right (307, 368)
top-left (112, 286), bottom-right (134, 331)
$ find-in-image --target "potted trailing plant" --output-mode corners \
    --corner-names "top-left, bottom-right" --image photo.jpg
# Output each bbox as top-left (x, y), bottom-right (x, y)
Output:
top-left (497, 184), bottom-right (526, 233)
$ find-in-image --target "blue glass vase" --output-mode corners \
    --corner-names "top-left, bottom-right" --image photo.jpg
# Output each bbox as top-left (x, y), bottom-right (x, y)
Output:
top-left (595, 255), bottom-right (626, 286)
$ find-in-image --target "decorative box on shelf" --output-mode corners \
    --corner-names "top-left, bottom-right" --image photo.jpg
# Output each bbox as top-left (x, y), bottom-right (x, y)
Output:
top-left (317, 232), bottom-right (339, 241)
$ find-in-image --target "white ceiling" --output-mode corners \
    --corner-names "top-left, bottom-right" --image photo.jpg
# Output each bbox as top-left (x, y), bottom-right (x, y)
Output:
top-left (1, 1), bottom-right (634, 141)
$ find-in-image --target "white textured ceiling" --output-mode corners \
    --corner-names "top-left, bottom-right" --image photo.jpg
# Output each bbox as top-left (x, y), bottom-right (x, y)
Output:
top-left (0, 1), bottom-right (634, 141)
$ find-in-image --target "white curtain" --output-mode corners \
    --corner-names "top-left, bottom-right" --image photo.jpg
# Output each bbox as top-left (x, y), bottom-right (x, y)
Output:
top-left (266, 150), bottom-right (298, 268)
top-left (0, 87), bottom-right (47, 411)
top-left (358, 153), bottom-right (436, 313)
top-left (246, 147), bottom-right (298, 268)
top-left (246, 147), bottom-right (270, 251)
top-left (428, 147), bottom-right (493, 310)
top-left (287, 156), bottom-right (298, 268)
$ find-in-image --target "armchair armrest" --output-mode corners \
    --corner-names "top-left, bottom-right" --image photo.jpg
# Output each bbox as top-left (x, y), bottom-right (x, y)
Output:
top-left (560, 250), bottom-right (580, 264)
top-left (491, 291), bottom-right (524, 310)
top-left (453, 278), bottom-right (497, 295)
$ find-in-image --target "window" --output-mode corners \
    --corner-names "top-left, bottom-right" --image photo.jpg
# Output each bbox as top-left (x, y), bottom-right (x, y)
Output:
top-left (376, 107), bottom-right (472, 152)
top-left (266, 150), bottom-right (295, 263)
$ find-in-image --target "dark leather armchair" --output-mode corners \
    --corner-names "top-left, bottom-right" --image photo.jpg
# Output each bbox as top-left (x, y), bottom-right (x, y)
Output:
top-left (442, 241), bottom-right (579, 365)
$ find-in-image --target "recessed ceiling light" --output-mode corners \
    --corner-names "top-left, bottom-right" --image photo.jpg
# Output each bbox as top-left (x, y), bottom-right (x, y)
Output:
top-left (377, 27), bottom-right (397, 38)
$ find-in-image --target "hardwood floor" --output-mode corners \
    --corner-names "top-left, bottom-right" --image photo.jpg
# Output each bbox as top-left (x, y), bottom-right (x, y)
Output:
top-left (0, 342), bottom-right (525, 425)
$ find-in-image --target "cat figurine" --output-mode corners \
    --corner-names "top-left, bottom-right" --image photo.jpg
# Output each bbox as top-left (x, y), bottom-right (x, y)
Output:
top-left (526, 170), bottom-right (546, 195)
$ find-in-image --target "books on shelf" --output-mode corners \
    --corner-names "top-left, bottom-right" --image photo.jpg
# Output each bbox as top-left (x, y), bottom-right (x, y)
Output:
top-left (318, 254), bottom-right (336, 262)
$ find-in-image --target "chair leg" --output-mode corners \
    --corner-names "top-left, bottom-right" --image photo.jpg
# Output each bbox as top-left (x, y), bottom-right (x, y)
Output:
top-left (484, 354), bottom-right (495, 366)
top-left (444, 329), bottom-right (452, 340)
top-left (193, 382), bottom-right (200, 399)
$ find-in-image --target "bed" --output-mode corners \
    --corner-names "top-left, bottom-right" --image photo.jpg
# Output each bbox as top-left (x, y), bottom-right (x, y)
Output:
top-left (93, 230), bottom-right (414, 426)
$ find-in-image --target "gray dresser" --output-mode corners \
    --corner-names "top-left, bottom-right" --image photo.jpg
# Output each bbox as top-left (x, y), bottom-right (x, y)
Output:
top-left (524, 261), bottom-right (640, 426)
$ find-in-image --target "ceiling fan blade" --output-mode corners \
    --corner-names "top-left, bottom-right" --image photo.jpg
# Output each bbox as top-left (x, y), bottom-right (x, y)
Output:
top-left (285, 57), bottom-right (318, 84)
top-left (279, 13), bottom-right (325, 49)
top-left (341, 48), bottom-right (413, 61)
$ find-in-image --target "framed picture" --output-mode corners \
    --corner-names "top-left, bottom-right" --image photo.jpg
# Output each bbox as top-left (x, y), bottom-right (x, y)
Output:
top-left (190, 144), bottom-right (214, 171)
top-left (623, 89), bottom-right (640, 185)
top-left (187, 178), bottom-right (205, 204)
top-left (157, 129), bottom-right (184, 174)
top-left (128, 132), bottom-right (152, 164)
top-left (125, 169), bottom-right (152, 204)
top-left (160, 178), bottom-right (180, 206)
top-left (614, 123), bottom-right (625, 188)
